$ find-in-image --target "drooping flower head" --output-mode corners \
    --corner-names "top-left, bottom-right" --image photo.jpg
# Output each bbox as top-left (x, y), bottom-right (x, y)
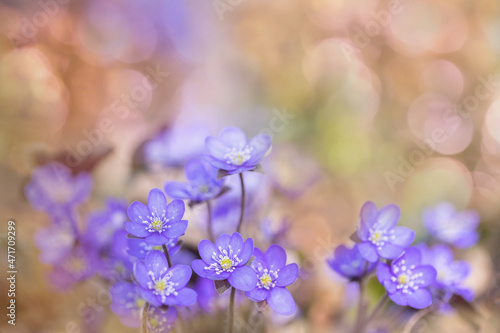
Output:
top-left (357, 201), bottom-right (415, 262)
top-left (327, 244), bottom-right (377, 280)
top-left (192, 232), bottom-right (257, 292)
top-left (245, 245), bottom-right (298, 316)
top-left (164, 158), bottom-right (225, 203)
top-left (418, 244), bottom-right (473, 302)
top-left (133, 250), bottom-right (197, 307)
top-left (377, 247), bottom-right (437, 309)
top-left (204, 126), bottom-right (271, 175)
top-left (125, 188), bottom-right (188, 245)
top-left (422, 202), bottom-right (479, 248)
top-left (25, 163), bottom-right (92, 214)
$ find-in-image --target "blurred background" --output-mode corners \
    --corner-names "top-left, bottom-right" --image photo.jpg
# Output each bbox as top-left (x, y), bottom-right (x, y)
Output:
top-left (1, 0), bottom-right (500, 332)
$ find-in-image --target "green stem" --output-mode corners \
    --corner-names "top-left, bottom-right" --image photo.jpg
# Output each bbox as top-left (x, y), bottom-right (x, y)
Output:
top-left (162, 244), bottom-right (173, 268)
top-left (236, 173), bottom-right (245, 233)
top-left (141, 302), bottom-right (150, 333)
top-left (228, 287), bottom-right (236, 333)
top-left (206, 200), bottom-right (214, 242)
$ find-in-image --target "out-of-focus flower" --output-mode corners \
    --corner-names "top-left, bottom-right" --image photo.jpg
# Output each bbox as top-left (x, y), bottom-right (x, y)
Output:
top-left (34, 224), bottom-right (75, 264)
top-left (195, 277), bottom-right (218, 313)
top-left (147, 305), bottom-right (178, 333)
top-left (125, 188), bottom-right (188, 246)
top-left (419, 244), bottom-right (473, 302)
top-left (422, 202), bottom-right (480, 248)
top-left (110, 281), bottom-right (145, 327)
top-left (84, 198), bottom-right (128, 249)
top-left (97, 230), bottom-right (134, 281)
top-left (192, 232), bottom-right (257, 292)
top-left (50, 243), bottom-right (98, 290)
top-left (204, 126), bottom-right (271, 175)
top-left (24, 163), bottom-right (92, 214)
top-left (377, 247), bottom-right (437, 309)
top-left (133, 250), bottom-right (197, 307)
top-left (357, 202), bottom-right (415, 262)
top-left (128, 237), bottom-right (180, 260)
top-left (327, 244), bottom-right (377, 280)
top-left (164, 158), bottom-right (225, 203)
top-left (261, 218), bottom-right (291, 246)
top-left (245, 245), bottom-right (298, 316)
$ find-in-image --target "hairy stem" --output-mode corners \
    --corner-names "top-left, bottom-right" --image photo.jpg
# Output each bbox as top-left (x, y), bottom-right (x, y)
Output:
top-left (206, 200), bottom-right (214, 242)
top-left (236, 173), bottom-right (246, 233)
top-left (228, 287), bottom-right (236, 333)
top-left (141, 302), bottom-right (150, 333)
top-left (162, 244), bottom-right (173, 268)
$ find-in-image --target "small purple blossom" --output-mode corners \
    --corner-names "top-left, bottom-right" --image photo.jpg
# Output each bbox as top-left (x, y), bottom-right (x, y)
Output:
top-left (35, 224), bottom-right (75, 265)
top-left (147, 305), bottom-right (178, 333)
top-left (377, 247), bottom-right (437, 309)
top-left (84, 198), bottom-right (128, 249)
top-left (125, 188), bottom-right (188, 246)
top-left (25, 163), bottom-right (92, 214)
top-left (327, 244), bottom-right (377, 280)
top-left (423, 202), bottom-right (480, 248)
top-left (245, 245), bottom-right (298, 316)
top-left (419, 244), bottom-right (473, 302)
top-left (164, 158), bottom-right (225, 202)
top-left (357, 201), bottom-right (415, 262)
top-left (191, 232), bottom-right (257, 292)
top-left (128, 237), bottom-right (180, 260)
top-left (110, 281), bottom-right (144, 327)
top-left (133, 250), bottom-right (197, 307)
top-left (204, 126), bottom-right (271, 175)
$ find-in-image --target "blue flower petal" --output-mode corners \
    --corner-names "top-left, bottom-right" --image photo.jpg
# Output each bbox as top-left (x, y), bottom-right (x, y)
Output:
top-left (215, 233), bottom-right (231, 249)
top-left (229, 233), bottom-right (244, 257)
top-left (205, 137), bottom-right (228, 160)
top-left (168, 265), bottom-right (192, 288)
top-left (246, 133), bottom-right (271, 165)
top-left (265, 244), bottom-right (287, 270)
top-left (228, 266), bottom-right (258, 291)
top-left (219, 126), bottom-right (247, 146)
top-left (145, 250), bottom-right (168, 277)
top-left (245, 288), bottom-right (269, 302)
top-left (407, 289), bottom-right (432, 309)
top-left (267, 287), bottom-right (295, 316)
top-left (166, 288), bottom-right (197, 306)
top-left (358, 242), bottom-right (379, 262)
top-left (163, 220), bottom-right (188, 239)
top-left (127, 201), bottom-right (150, 224)
top-left (164, 182), bottom-right (191, 200)
top-left (378, 243), bottom-right (404, 259)
top-left (147, 188), bottom-right (168, 215)
top-left (125, 221), bottom-right (151, 238)
top-left (192, 259), bottom-right (210, 279)
top-left (388, 290), bottom-right (408, 307)
top-left (239, 238), bottom-right (254, 265)
top-left (276, 263), bottom-right (298, 287)
top-left (376, 262), bottom-right (392, 284)
top-left (133, 261), bottom-right (151, 289)
top-left (198, 239), bottom-right (217, 263)
top-left (139, 288), bottom-right (162, 307)
top-left (376, 204), bottom-right (400, 230)
top-left (411, 265), bottom-right (437, 287)
top-left (251, 247), bottom-right (268, 268)
top-left (145, 232), bottom-right (169, 246)
top-left (390, 226), bottom-right (415, 248)
top-left (166, 199), bottom-right (185, 221)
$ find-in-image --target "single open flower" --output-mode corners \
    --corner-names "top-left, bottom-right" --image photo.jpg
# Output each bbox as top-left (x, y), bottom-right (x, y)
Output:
top-left (245, 245), bottom-right (298, 316)
top-left (327, 244), bottom-right (377, 280)
top-left (204, 126), bottom-right (271, 175)
top-left (377, 247), bottom-right (437, 309)
top-left (191, 232), bottom-right (257, 292)
top-left (423, 202), bottom-right (479, 248)
top-left (357, 201), bottom-right (415, 262)
top-left (133, 250), bottom-right (197, 307)
top-left (125, 188), bottom-right (188, 246)
top-left (164, 158), bottom-right (225, 202)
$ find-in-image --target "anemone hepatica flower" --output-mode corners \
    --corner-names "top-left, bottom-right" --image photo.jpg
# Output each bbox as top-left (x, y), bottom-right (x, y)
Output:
top-left (25, 163), bottom-right (92, 214)
top-left (110, 281), bottom-right (145, 327)
top-left (125, 188), bottom-right (187, 246)
top-left (128, 237), bottom-right (180, 260)
top-left (245, 245), bottom-right (298, 316)
top-left (423, 202), bottom-right (479, 248)
top-left (164, 158), bottom-right (225, 202)
top-left (327, 244), bottom-right (377, 280)
top-left (34, 224), bottom-right (75, 265)
top-left (419, 244), bottom-right (473, 302)
top-left (50, 243), bottom-right (98, 290)
top-left (204, 126), bottom-right (271, 175)
top-left (357, 201), bottom-right (415, 262)
top-left (377, 247), bottom-right (437, 309)
top-left (191, 233), bottom-right (257, 292)
top-left (134, 250), bottom-right (197, 307)
top-left (84, 198), bottom-right (128, 249)
top-left (147, 305), bottom-right (178, 333)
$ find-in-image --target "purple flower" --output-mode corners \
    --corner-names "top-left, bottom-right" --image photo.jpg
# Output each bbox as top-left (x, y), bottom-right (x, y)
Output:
top-left (204, 126), bottom-right (271, 175)
top-left (50, 243), bottom-right (98, 290)
top-left (195, 277), bottom-right (218, 313)
top-left (191, 232), bottom-right (257, 292)
top-left (245, 245), bottom-right (298, 316)
top-left (377, 247), bottom-right (437, 309)
top-left (128, 237), bottom-right (180, 260)
top-left (125, 188), bottom-right (188, 246)
top-left (147, 305), bottom-right (178, 333)
top-left (35, 224), bottom-right (75, 265)
top-left (97, 230), bottom-right (134, 281)
top-left (327, 244), bottom-right (377, 280)
top-left (423, 202), bottom-right (479, 248)
top-left (357, 201), bottom-right (415, 262)
top-left (84, 198), bottom-right (128, 249)
top-left (133, 250), bottom-right (197, 307)
top-left (419, 244), bottom-right (473, 302)
top-left (164, 158), bottom-right (225, 202)
top-left (25, 163), bottom-right (92, 214)
top-left (110, 281), bottom-right (144, 327)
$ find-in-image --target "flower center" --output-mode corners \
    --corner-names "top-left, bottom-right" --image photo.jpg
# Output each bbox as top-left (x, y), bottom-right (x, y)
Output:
top-left (65, 257), bottom-right (86, 274)
top-left (205, 245), bottom-right (242, 274)
top-left (368, 227), bottom-right (395, 249)
top-left (398, 274), bottom-right (408, 285)
top-left (147, 270), bottom-right (178, 302)
top-left (254, 263), bottom-right (279, 290)
top-left (260, 273), bottom-right (273, 288)
top-left (135, 298), bottom-right (145, 309)
top-left (391, 259), bottom-right (426, 294)
top-left (151, 218), bottom-right (163, 231)
top-left (224, 146), bottom-right (253, 166)
top-left (142, 210), bottom-right (170, 233)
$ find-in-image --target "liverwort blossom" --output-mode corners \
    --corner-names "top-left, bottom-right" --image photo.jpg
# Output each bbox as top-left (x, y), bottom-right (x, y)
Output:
top-left (84, 198), bottom-right (128, 249)
top-left (25, 163), bottom-right (92, 215)
top-left (125, 188), bottom-right (188, 246)
top-left (133, 250), bottom-right (197, 307)
top-left (128, 237), bottom-right (180, 260)
top-left (419, 244), bottom-right (473, 302)
top-left (147, 306), bottom-right (178, 333)
top-left (422, 202), bottom-right (480, 248)
top-left (204, 126), bottom-right (271, 175)
top-left (245, 245), bottom-right (298, 316)
top-left (50, 243), bottom-right (98, 290)
top-left (34, 223), bottom-right (75, 265)
top-left (191, 232), bottom-right (257, 292)
top-left (327, 244), bottom-right (377, 280)
top-left (377, 247), bottom-right (437, 309)
top-left (357, 201), bottom-right (415, 262)
top-left (164, 157), bottom-right (225, 203)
